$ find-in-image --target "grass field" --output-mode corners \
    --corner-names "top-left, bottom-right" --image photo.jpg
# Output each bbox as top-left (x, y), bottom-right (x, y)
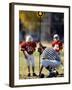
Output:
top-left (19, 42), bottom-right (64, 79)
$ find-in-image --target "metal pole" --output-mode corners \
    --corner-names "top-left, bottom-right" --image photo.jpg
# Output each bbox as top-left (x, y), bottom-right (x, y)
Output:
top-left (38, 11), bottom-right (43, 76)
top-left (39, 16), bottom-right (41, 74)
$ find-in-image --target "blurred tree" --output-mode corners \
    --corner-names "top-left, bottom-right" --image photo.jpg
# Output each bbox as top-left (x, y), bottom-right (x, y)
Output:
top-left (19, 11), bottom-right (41, 32)
top-left (51, 13), bottom-right (64, 40)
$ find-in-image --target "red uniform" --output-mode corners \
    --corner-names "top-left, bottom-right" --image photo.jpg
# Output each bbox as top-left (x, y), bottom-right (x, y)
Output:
top-left (20, 41), bottom-right (36, 54)
top-left (52, 40), bottom-right (63, 52)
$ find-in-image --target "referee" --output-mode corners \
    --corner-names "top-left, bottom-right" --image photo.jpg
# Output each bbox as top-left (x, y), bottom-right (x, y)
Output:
top-left (39, 47), bottom-right (61, 77)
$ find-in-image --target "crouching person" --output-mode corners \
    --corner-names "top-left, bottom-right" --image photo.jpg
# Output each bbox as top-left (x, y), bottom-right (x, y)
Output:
top-left (39, 47), bottom-right (61, 78)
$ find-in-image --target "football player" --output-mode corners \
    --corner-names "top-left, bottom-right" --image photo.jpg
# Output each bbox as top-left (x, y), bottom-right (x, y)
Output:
top-left (52, 34), bottom-right (63, 53)
top-left (20, 35), bottom-right (37, 77)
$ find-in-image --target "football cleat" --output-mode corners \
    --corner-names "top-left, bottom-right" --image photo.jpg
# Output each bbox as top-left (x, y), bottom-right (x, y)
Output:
top-left (33, 73), bottom-right (37, 76)
top-left (28, 73), bottom-right (31, 77)
top-left (39, 73), bottom-right (45, 78)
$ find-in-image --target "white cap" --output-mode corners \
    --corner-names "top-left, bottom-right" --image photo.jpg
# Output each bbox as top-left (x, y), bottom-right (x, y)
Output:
top-left (26, 35), bottom-right (33, 42)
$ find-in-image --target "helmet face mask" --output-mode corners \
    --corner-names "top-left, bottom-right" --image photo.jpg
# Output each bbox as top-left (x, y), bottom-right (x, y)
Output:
top-left (54, 36), bottom-right (59, 40)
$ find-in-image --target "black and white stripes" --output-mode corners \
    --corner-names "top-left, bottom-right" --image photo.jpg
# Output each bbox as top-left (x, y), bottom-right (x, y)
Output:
top-left (41, 48), bottom-right (60, 61)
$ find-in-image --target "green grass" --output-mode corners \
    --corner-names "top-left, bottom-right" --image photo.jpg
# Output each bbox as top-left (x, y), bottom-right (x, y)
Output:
top-left (19, 43), bottom-right (64, 79)
top-left (19, 51), bottom-right (64, 79)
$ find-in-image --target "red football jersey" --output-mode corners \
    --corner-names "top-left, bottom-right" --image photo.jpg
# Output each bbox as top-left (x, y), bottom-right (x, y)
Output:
top-left (20, 41), bottom-right (36, 54)
top-left (52, 40), bottom-right (63, 52)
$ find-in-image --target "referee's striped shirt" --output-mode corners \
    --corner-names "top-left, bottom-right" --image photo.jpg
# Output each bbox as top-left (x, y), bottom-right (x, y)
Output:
top-left (41, 48), bottom-right (60, 61)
